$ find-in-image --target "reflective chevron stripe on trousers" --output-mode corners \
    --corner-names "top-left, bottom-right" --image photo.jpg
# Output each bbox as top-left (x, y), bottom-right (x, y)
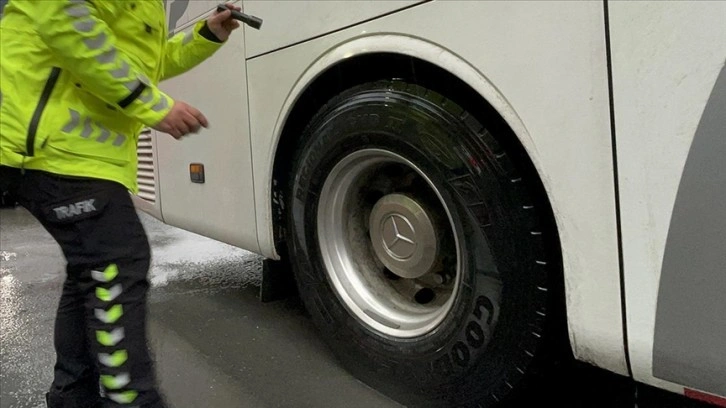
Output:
top-left (0, 166), bottom-right (166, 408)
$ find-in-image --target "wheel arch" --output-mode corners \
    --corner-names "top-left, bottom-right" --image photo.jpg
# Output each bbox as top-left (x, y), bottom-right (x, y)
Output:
top-left (265, 32), bottom-right (570, 365)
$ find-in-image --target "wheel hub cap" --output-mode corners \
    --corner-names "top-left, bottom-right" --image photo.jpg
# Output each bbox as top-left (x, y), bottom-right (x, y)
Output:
top-left (370, 193), bottom-right (438, 279)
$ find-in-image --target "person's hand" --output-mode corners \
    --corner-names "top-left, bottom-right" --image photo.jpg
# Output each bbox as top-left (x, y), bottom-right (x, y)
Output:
top-left (153, 101), bottom-right (208, 139)
top-left (207, 3), bottom-right (242, 42)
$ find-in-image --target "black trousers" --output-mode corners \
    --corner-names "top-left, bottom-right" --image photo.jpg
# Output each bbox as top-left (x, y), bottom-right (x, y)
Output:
top-left (1, 166), bottom-right (165, 408)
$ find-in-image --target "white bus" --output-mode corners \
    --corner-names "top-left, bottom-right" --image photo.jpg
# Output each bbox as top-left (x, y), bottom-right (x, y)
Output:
top-left (133, 1), bottom-right (726, 407)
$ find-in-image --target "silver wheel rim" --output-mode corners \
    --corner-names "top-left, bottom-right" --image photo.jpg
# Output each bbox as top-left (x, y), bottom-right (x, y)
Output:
top-left (317, 149), bottom-right (461, 338)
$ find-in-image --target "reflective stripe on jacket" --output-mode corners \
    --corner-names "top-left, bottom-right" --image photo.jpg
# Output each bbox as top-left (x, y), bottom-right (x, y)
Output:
top-left (0, 0), bottom-right (223, 192)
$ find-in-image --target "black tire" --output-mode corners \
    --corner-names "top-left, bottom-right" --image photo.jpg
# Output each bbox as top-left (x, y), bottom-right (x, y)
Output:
top-left (286, 81), bottom-right (564, 407)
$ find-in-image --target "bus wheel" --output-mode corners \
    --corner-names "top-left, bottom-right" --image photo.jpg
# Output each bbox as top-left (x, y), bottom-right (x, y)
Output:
top-left (286, 81), bottom-right (562, 407)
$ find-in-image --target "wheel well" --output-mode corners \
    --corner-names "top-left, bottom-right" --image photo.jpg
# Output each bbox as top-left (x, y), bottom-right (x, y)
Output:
top-left (271, 53), bottom-right (562, 277)
top-left (269, 52), bottom-right (571, 377)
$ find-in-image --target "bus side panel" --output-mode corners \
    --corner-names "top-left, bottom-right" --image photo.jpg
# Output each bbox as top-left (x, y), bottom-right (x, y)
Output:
top-left (611, 1), bottom-right (726, 397)
top-left (245, 1), bottom-right (629, 375)
top-left (154, 9), bottom-right (260, 252)
top-left (243, 0), bottom-right (424, 58)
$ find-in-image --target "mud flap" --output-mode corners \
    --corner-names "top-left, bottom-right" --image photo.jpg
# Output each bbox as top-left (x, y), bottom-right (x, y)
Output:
top-left (259, 255), bottom-right (297, 303)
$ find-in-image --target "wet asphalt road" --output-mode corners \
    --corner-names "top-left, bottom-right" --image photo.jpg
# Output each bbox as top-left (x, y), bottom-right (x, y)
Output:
top-left (1, 207), bottom-right (402, 408)
top-left (0, 207), bottom-right (708, 408)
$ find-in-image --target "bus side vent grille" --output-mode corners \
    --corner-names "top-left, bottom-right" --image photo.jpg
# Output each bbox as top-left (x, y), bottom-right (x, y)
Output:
top-left (136, 128), bottom-right (156, 204)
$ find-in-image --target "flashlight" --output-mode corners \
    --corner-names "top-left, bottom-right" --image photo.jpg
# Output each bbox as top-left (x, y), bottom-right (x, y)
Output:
top-left (216, 4), bottom-right (263, 30)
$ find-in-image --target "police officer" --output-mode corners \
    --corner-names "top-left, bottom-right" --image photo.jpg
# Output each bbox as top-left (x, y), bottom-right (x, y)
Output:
top-left (0, 1), bottom-right (241, 407)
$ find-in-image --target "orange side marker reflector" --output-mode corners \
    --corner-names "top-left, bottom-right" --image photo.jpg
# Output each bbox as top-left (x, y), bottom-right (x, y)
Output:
top-left (190, 163), bottom-right (205, 184)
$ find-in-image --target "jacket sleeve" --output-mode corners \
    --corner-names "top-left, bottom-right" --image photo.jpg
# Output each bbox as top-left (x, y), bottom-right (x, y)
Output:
top-left (161, 20), bottom-right (225, 81)
top-left (33, 0), bottom-right (173, 127)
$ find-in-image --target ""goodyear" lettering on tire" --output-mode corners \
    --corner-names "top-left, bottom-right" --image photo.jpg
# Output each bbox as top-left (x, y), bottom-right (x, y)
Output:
top-left (433, 295), bottom-right (495, 373)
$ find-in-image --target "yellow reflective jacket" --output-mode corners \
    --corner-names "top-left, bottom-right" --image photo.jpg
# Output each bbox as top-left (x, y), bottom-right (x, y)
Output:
top-left (0, 0), bottom-right (223, 192)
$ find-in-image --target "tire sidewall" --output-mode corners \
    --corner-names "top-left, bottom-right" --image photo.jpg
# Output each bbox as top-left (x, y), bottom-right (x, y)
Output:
top-left (287, 83), bottom-right (549, 406)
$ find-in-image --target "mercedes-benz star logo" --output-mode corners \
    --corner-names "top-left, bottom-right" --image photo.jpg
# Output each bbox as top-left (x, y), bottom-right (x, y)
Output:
top-left (381, 214), bottom-right (417, 260)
